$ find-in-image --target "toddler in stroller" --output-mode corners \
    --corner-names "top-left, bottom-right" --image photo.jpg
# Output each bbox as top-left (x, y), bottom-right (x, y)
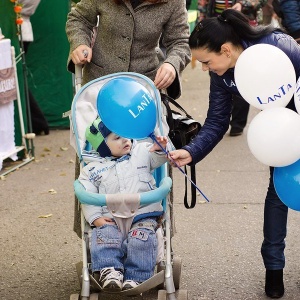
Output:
top-left (79, 117), bottom-right (169, 292)
top-left (70, 72), bottom-right (188, 300)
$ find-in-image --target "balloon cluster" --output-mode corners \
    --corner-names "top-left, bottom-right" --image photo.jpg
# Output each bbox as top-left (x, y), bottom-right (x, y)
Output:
top-left (235, 44), bottom-right (300, 211)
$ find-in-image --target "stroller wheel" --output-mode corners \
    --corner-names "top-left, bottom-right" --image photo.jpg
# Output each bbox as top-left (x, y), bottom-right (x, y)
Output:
top-left (157, 290), bottom-right (167, 300)
top-left (89, 294), bottom-right (99, 300)
top-left (177, 290), bottom-right (188, 300)
top-left (172, 256), bottom-right (182, 289)
top-left (70, 294), bottom-right (98, 300)
top-left (156, 263), bottom-right (165, 290)
top-left (75, 261), bottom-right (83, 287)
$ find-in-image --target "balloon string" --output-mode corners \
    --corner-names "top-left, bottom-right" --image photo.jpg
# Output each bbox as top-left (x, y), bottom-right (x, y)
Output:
top-left (150, 133), bottom-right (210, 203)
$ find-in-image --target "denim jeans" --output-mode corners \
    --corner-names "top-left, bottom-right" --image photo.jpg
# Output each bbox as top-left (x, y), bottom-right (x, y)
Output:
top-left (90, 218), bottom-right (158, 282)
top-left (261, 167), bottom-right (288, 270)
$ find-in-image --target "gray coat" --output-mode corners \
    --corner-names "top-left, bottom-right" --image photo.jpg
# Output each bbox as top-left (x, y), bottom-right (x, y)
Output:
top-left (66, 0), bottom-right (191, 99)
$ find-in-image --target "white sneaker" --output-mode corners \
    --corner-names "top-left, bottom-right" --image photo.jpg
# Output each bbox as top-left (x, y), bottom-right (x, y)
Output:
top-left (99, 267), bottom-right (123, 292)
top-left (122, 280), bottom-right (140, 290)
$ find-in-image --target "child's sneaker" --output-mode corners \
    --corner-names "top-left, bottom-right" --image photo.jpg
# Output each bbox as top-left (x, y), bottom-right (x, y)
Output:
top-left (99, 267), bottom-right (123, 292)
top-left (122, 280), bottom-right (140, 290)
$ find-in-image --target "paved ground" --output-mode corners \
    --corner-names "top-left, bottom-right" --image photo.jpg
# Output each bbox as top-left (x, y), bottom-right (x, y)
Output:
top-left (1, 64), bottom-right (300, 300)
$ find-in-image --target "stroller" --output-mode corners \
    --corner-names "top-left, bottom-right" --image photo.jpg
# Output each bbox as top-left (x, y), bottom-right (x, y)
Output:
top-left (69, 68), bottom-right (188, 300)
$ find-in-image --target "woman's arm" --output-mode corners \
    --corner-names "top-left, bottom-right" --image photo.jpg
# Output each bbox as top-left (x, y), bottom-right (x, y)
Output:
top-left (66, 0), bottom-right (98, 71)
top-left (159, 0), bottom-right (191, 98)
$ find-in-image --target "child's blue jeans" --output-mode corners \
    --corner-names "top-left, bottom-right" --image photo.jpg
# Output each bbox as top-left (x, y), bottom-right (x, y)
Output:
top-left (90, 217), bottom-right (158, 282)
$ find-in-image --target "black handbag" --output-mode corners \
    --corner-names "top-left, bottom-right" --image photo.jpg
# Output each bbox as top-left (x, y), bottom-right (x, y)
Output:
top-left (160, 93), bottom-right (201, 208)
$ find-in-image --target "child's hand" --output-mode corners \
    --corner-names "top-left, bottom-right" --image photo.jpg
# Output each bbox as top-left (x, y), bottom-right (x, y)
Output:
top-left (150, 136), bottom-right (168, 152)
top-left (93, 217), bottom-right (115, 227)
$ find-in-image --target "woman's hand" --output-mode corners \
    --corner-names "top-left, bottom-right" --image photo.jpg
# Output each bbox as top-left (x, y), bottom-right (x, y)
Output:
top-left (149, 136), bottom-right (168, 152)
top-left (168, 149), bottom-right (192, 167)
top-left (71, 45), bottom-right (92, 65)
top-left (92, 217), bottom-right (115, 227)
top-left (154, 63), bottom-right (176, 90)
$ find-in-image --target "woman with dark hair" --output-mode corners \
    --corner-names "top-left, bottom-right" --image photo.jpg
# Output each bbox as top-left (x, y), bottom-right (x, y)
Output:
top-left (66, 0), bottom-right (191, 100)
top-left (205, 0), bottom-right (268, 136)
top-left (169, 9), bottom-right (300, 299)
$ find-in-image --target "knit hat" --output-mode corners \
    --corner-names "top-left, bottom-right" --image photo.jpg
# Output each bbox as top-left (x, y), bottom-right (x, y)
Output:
top-left (85, 117), bottom-right (112, 157)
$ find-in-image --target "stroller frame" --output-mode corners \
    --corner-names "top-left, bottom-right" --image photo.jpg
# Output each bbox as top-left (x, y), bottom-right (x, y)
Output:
top-left (69, 67), bottom-right (188, 300)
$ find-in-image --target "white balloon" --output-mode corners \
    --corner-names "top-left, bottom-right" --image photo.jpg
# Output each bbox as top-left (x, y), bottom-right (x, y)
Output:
top-left (247, 107), bottom-right (300, 167)
top-left (235, 44), bottom-right (296, 110)
top-left (294, 76), bottom-right (300, 114)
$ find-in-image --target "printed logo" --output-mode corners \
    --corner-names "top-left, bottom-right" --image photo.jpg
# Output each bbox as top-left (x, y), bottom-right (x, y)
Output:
top-left (130, 229), bottom-right (149, 241)
top-left (128, 93), bottom-right (152, 118)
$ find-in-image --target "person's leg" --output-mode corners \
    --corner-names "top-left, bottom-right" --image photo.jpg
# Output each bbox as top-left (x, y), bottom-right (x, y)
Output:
top-left (90, 224), bottom-right (124, 272)
top-left (90, 224), bottom-right (124, 290)
top-left (23, 41), bottom-right (50, 135)
top-left (23, 41), bottom-right (30, 54)
top-left (122, 218), bottom-right (158, 288)
top-left (261, 167), bottom-right (288, 298)
top-left (229, 94), bottom-right (250, 136)
top-left (28, 90), bottom-right (49, 135)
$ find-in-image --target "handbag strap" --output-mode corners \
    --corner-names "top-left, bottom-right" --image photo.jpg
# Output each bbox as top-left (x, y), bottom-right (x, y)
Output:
top-left (160, 94), bottom-right (175, 132)
top-left (160, 93), bottom-right (198, 209)
top-left (184, 165), bottom-right (197, 209)
top-left (160, 93), bottom-right (194, 119)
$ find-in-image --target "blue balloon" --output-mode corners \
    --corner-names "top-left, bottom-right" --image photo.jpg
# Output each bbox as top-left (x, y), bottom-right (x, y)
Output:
top-left (273, 159), bottom-right (300, 211)
top-left (97, 76), bottom-right (157, 139)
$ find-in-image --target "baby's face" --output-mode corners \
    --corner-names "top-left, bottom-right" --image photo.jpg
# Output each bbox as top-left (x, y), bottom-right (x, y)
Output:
top-left (106, 133), bottom-right (132, 157)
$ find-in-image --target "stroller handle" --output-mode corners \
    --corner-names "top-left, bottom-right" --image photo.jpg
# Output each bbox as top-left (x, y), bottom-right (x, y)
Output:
top-left (74, 177), bottom-right (172, 206)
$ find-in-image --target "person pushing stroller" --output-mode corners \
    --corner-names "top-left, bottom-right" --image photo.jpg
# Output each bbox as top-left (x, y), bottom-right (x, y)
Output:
top-left (78, 117), bottom-right (169, 292)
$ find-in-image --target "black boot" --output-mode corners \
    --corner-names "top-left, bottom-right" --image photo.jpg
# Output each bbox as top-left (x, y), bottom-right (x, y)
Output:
top-left (265, 269), bottom-right (284, 298)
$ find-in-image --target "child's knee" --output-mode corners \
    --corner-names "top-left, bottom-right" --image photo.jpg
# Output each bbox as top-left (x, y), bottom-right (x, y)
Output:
top-left (128, 227), bottom-right (157, 252)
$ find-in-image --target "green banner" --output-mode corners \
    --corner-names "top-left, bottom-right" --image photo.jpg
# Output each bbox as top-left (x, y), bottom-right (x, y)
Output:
top-left (26, 0), bottom-right (73, 128)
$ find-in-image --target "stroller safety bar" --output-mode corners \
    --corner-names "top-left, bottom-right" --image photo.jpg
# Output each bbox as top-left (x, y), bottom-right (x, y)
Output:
top-left (74, 177), bottom-right (172, 206)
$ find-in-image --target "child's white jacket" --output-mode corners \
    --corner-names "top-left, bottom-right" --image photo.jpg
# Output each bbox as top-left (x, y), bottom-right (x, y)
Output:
top-left (78, 141), bottom-right (168, 225)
